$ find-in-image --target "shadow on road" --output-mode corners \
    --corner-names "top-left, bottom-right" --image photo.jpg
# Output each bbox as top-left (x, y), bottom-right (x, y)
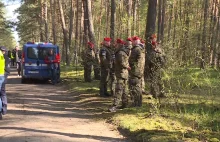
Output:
top-left (2, 67), bottom-right (128, 142)
top-left (0, 127), bottom-right (123, 142)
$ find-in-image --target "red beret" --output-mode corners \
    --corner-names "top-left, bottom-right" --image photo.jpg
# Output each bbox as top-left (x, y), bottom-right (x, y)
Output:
top-left (88, 42), bottom-right (94, 48)
top-left (132, 36), bottom-right (140, 41)
top-left (104, 37), bottom-right (111, 42)
top-left (127, 38), bottom-right (132, 41)
top-left (116, 38), bottom-right (124, 44)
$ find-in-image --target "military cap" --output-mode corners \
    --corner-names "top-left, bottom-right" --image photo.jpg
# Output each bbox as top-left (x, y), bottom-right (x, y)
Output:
top-left (87, 42), bottom-right (94, 48)
top-left (116, 39), bottom-right (124, 44)
top-left (132, 36), bottom-right (140, 41)
top-left (104, 37), bottom-right (111, 42)
top-left (127, 38), bottom-right (132, 41)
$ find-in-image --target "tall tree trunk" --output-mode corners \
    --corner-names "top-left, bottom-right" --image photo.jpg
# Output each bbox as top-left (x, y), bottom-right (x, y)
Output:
top-left (157, 0), bottom-right (162, 41)
top-left (69, 0), bottom-right (74, 48)
top-left (69, 0), bottom-right (75, 63)
top-left (58, 0), bottom-right (70, 65)
top-left (145, 0), bottom-right (157, 79)
top-left (145, 0), bottom-right (157, 52)
top-left (214, 0), bottom-right (220, 68)
top-left (167, 3), bottom-right (173, 41)
top-left (50, 0), bottom-right (57, 44)
top-left (44, 2), bottom-right (49, 42)
top-left (86, 0), bottom-right (96, 47)
top-left (83, 0), bottom-right (89, 47)
top-left (127, 0), bottom-right (132, 37)
top-left (210, 0), bottom-right (218, 67)
top-left (97, 0), bottom-right (103, 44)
top-left (132, 0), bottom-right (137, 36)
top-left (201, 0), bottom-right (209, 69)
top-left (106, 0), bottom-right (110, 36)
top-left (39, 0), bottom-right (44, 41)
top-left (161, 0), bottom-right (166, 43)
top-left (79, 1), bottom-right (84, 55)
top-left (173, 1), bottom-right (178, 49)
top-left (110, 0), bottom-right (116, 41)
top-left (74, 0), bottom-right (79, 64)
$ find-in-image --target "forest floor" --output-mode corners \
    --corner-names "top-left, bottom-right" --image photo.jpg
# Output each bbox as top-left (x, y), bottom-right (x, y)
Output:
top-left (61, 65), bottom-right (220, 142)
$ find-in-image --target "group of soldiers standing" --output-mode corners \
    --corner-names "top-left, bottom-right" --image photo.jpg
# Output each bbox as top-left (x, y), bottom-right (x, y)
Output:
top-left (81, 34), bottom-right (166, 112)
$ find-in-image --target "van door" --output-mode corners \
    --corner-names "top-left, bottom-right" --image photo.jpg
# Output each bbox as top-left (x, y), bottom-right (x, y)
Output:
top-left (25, 47), bottom-right (41, 77)
top-left (38, 46), bottom-right (57, 79)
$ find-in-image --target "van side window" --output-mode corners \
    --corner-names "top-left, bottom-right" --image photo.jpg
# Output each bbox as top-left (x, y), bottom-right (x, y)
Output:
top-left (27, 47), bottom-right (38, 59)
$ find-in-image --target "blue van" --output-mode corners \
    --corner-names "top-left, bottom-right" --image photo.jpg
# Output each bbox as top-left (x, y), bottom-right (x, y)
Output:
top-left (21, 42), bottom-right (60, 83)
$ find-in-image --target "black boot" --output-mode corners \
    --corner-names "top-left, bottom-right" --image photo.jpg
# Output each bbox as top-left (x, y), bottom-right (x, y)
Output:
top-left (0, 113), bottom-right (2, 120)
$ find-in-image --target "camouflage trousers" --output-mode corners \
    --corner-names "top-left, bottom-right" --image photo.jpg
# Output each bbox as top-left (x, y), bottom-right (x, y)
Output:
top-left (110, 72), bottom-right (116, 97)
top-left (100, 67), bottom-right (110, 96)
top-left (149, 68), bottom-right (164, 98)
top-left (84, 64), bottom-right (92, 82)
top-left (129, 77), bottom-right (142, 107)
top-left (113, 78), bottom-right (128, 107)
top-left (93, 64), bottom-right (100, 80)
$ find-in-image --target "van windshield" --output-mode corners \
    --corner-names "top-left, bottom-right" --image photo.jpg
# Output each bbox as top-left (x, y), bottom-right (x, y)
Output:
top-left (27, 47), bottom-right (57, 60)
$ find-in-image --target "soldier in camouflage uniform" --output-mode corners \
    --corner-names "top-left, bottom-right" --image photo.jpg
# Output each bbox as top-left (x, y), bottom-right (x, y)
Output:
top-left (81, 42), bottom-right (95, 82)
top-left (148, 34), bottom-right (166, 98)
top-left (129, 36), bottom-right (145, 107)
top-left (99, 37), bottom-right (114, 97)
top-left (109, 39), bottom-right (131, 112)
top-left (139, 39), bottom-right (146, 94)
top-left (109, 43), bottom-right (117, 98)
top-left (124, 38), bottom-right (133, 50)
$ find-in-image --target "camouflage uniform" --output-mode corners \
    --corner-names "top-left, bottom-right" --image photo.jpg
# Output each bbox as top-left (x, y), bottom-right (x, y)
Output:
top-left (139, 43), bottom-right (146, 93)
top-left (94, 48), bottom-right (101, 80)
top-left (110, 46), bottom-right (116, 97)
top-left (81, 47), bottom-right (95, 82)
top-left (99, 45), bottom-right (114, 96)
top-left (113, 46), bottom-right (130, 108)
top-left (148, 44), bottom-right (165, 98)
top-left (129, 44), bottom-right (145, 107)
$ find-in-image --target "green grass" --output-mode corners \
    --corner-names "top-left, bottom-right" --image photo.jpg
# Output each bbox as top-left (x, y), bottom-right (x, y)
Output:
top-left (61, 65), bottom-right (220, 142)
top-left (61, 65), bottom-right (99, 94)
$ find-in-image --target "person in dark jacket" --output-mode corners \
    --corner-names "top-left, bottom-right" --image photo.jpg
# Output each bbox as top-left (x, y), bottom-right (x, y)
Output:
top-left (0, 46), bottom-right (10, 118)
top-left (44, 49), bottom-right (60, 85)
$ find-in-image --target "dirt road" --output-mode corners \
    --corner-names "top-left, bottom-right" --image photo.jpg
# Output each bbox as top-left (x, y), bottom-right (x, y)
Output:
top-left (0, 68), bottom-right (126, 142)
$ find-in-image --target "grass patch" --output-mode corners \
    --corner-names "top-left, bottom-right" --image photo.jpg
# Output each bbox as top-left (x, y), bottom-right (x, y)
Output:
top-left (61, 65), bottom-right (99, 94)
top-left (61, 65), bottom-right (220, 141)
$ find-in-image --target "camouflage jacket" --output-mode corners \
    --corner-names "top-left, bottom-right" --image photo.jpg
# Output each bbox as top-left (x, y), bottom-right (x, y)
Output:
top-left (129, 44), bottom-right (145, 78)
top-left (115, 46), bottom-right (130, 79)
top-left (148, 44), bottom-right (166, 69)
top-left (81, 47), bottom-right (95, 66)
top-left (99, 45), bottom-right (114, 69)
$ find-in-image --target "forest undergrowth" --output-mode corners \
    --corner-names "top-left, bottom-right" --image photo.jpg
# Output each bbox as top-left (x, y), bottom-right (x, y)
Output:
top-left (61, 65), bottom-right (220, 142)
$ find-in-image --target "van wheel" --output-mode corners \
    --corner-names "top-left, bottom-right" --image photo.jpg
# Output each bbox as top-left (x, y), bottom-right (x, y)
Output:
top-left (21, 78), bottom-right (26, 84)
